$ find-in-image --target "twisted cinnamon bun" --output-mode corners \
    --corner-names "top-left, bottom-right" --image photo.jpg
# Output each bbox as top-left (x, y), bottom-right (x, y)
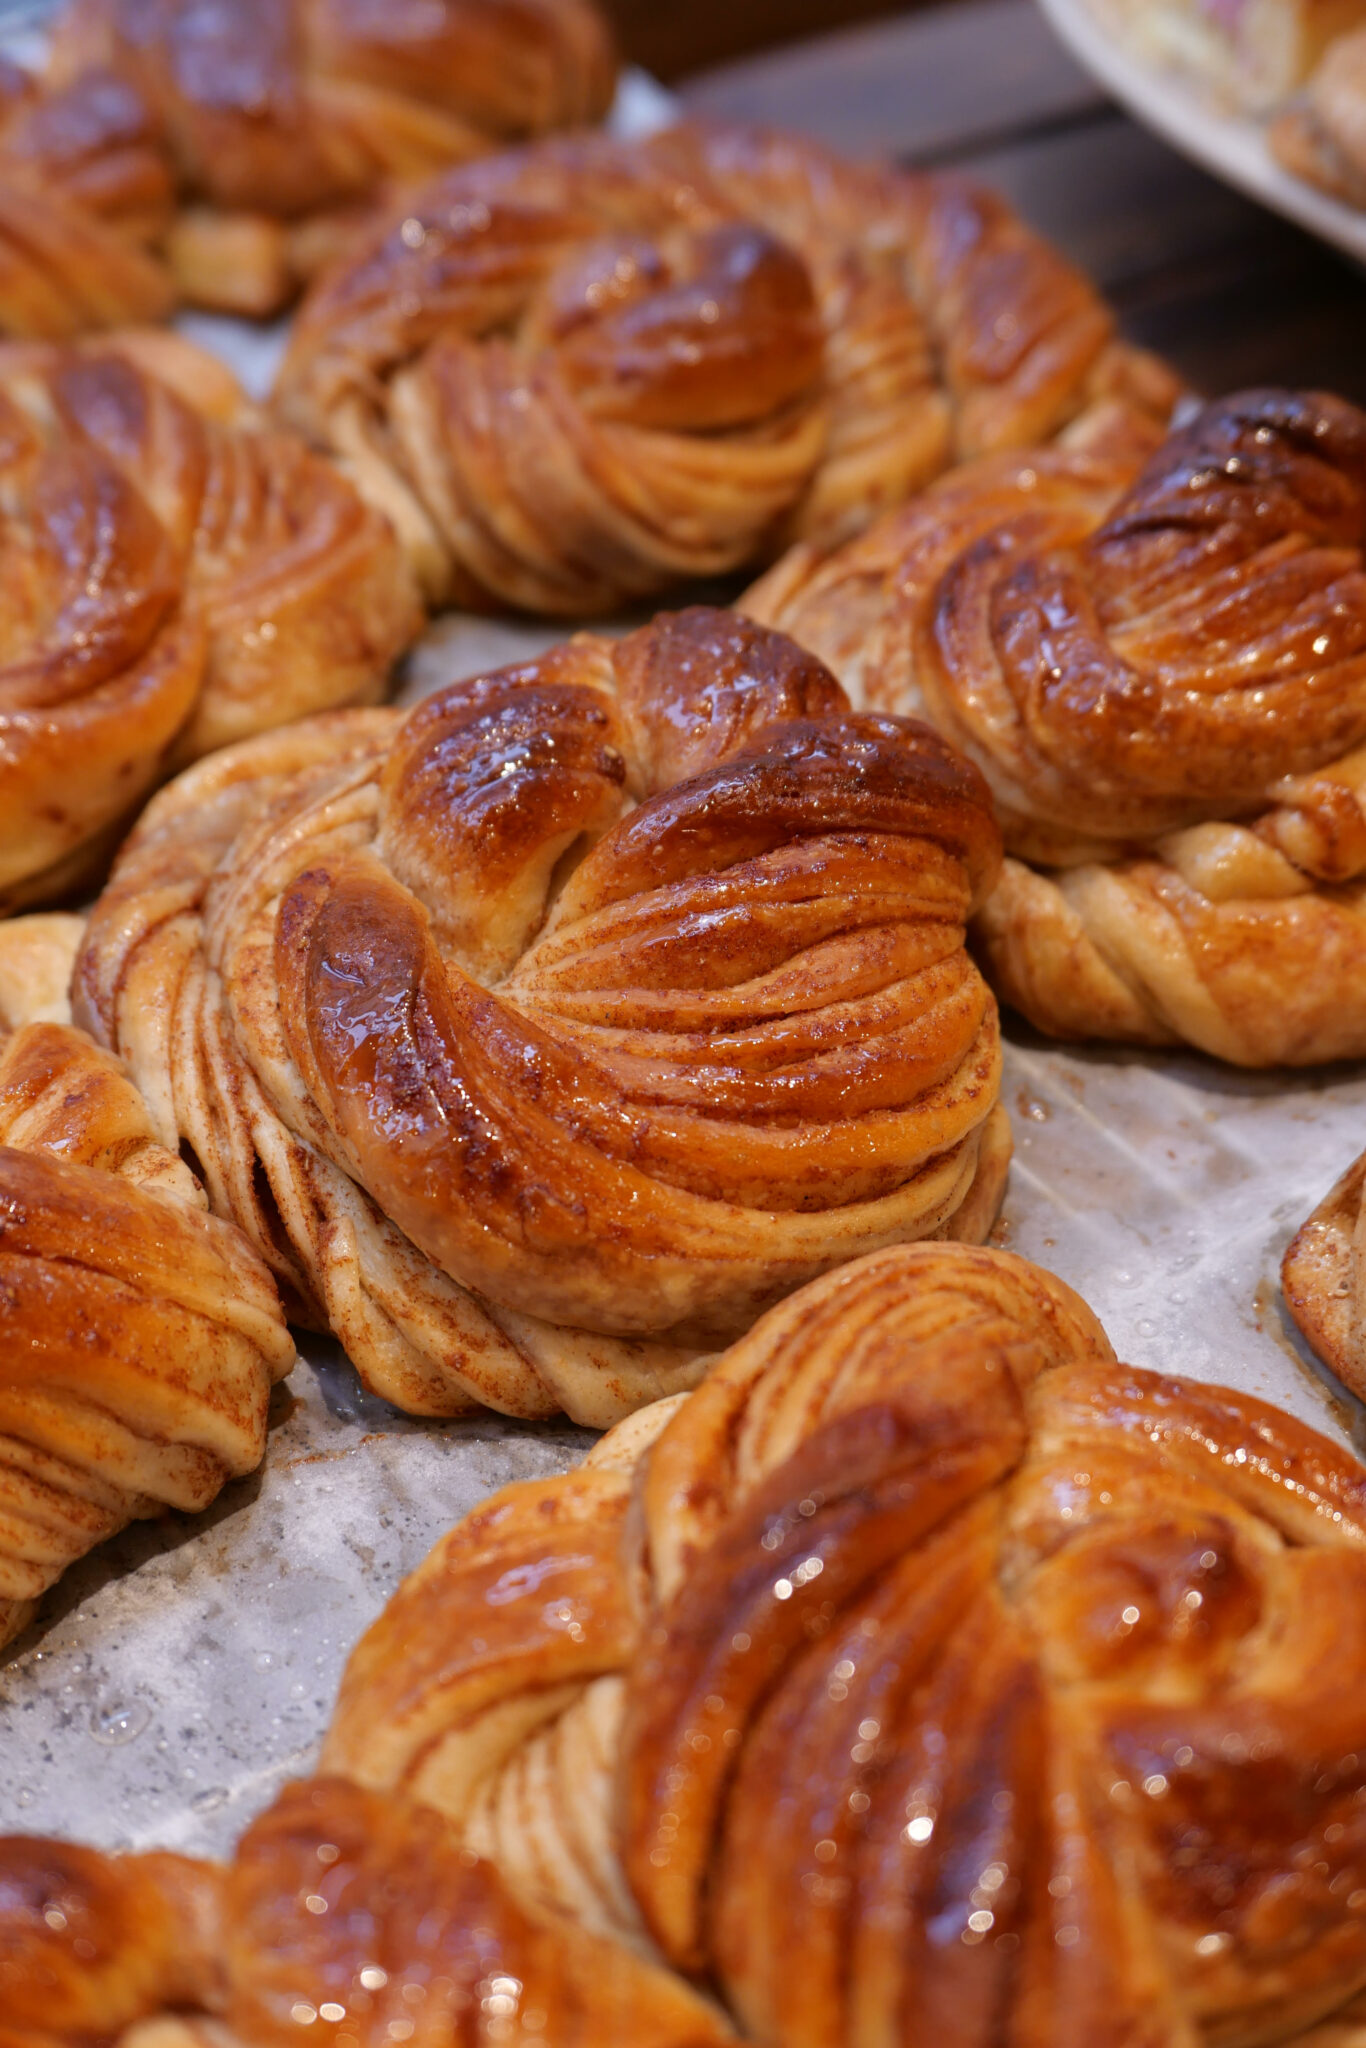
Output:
top-left (16, 1243), bottom-right (1366, 2042)
top-left (72, 606), bottom-right (1010, 1425)
top-left (317, 1240), bottom-right (1366, 2047)
top-left (748, 387), bottom-right (1366, 1066)
top-left (0, 61), bottom-right (175, 336)
top-left (0, 917), bottom-right (293, 1653)
top-left (44, 0), bottom-right (619, 316)
top-left (275, 120), bottom-right (1178, 615)
top-left (0, 328), bottom-right (421, 915)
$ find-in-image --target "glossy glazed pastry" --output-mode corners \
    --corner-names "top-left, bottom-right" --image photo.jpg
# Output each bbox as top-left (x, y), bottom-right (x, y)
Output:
top-left (0, 917), bottom-right (293, 1653)
top-left (1284, 1144), bottom-right (1366, 1398)
top-left (44, 0), bottom-right (619, 316)
top-left (0, 61), bottom-right (175, 335)
top-left (276, 120), bottom-right (1179, 615)
top-left (322, 1240), bottom-right (1366, 2044)
top-left (12, 1243), bottom-right (1366, 2043)
top-left (72, 606), bottom-right (1011, 1425)
top-left (0, 1778), bottom-right (734, 2046)
top-left (748, 387), bottom-right (1366, 1066)
top-left (0, 328), bottom-right (421, 915)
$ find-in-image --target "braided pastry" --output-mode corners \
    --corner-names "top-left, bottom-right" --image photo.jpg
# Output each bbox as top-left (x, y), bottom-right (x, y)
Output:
top-left (72, 606), bottom-right (1010, 1426)
top-left (0, 916), bottom-right (293, 1653)
top-left (0, 327), bottom-right (420, 915)
top-left (1284, 1144), bottom-right (1366, 1399)
top-left (1272, 23), bottom-right (1366, 208)
top-left (0, 1777), bottom-right (734, 2046)
top-left (313, 1240), bottom-right (1366, 2046)
top-left (0, 61), bottom-right (175, 335)
top-left (44, 0), bottom-right (618, 317)
top-left (24, 1242), bottom-right (1366, 2041)
top-left (748, 387), bottom-right (1366, 1066)
top-left (275, 120), bottom-right (1178, 615)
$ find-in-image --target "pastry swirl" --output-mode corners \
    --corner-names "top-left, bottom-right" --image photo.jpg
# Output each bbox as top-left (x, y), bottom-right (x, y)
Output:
top-left (41, 0), bottom-right (618, 315)
top-left (276, 120), bottom-right (1177, 615)
top-left (72, 607), bottom-right (1010, 1425)
top-left (0, 920), bottom-right (293, 1652)
top-left (318, 1240), bottom-right (1366, 2044)
top-left (748, 388), bottom-right (1366, 1065)
top-left (0, 329), bottom-right (420, 914)
top-left (10, 1243), bottom-right (1366, 2043)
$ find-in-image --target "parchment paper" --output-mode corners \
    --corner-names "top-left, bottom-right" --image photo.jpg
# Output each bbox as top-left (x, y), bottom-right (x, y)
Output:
top-left (1, 61), bottom-right (1363, 1859)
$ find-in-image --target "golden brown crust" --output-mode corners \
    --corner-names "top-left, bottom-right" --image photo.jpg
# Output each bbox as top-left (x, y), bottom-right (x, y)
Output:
top-left (34, 0), bottom-right (616, 317)
top-left (1284, 1147), bottom-right (1366, 1398)
top-left (0, 332), bottom-right (419, 915)
top-left (749, 389), bottom-right (1366, 1065)
top-left (0, 1778), bottom-right (733, 2047)
top-left (0, 1018), bottom-right (293, 1649)
top-left (73, 607), bottom-right (1009, 1424)
top-left (316, 1237), bottom-right (1366, 2044)
top-left (275, 121), bottom-right (1176, 615)
top-left (14, 1245), bottom-right (1366, 2040)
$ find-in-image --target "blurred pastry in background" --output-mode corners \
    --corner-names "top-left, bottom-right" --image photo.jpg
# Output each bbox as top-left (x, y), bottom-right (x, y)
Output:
top-left (276, 121), bottom-right (1179, 616)
top-left (0, 328), bottom-right (420, 915)
top-left (1089, 0), bottom-right (1366, 112)
top-left (11, 0), bottom-right (618, 321)
top-left (1272, 20), bottom-right (1366, 202)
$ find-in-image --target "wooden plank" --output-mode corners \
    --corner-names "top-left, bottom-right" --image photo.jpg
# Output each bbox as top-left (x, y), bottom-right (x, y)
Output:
top-left (678, 0), bottom-right (1107, 161)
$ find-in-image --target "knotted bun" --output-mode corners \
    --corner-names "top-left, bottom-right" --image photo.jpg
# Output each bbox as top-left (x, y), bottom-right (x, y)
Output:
top-left (0, 330), bottom-right (420, 914)
top-left (748, 388), bottom-right (1366, 1065)
top-left (0, 917), bottom-right (292, 1651)
top-left (0, 61), bottom-right (174, 336)
top-left (73, 607), bottom-right (1009, 1425)
top-left (322, 1239), bottom-right (1366, 2045)
top-left (44, 0), bottom-right (618, 315)
top-left (276, 121), bottom-right (1177, 614)
top-left (0, 1778), bottom-right (732, 2046)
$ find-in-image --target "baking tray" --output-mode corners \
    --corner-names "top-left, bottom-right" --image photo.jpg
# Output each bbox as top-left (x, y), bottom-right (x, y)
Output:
top-left (3, 52), bottom-right (1366, 1861)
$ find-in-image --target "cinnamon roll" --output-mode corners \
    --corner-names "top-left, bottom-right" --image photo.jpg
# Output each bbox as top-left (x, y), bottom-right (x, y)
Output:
top-left (0, 329), bottom-right (420, 914)
top-left (14, 1243), bottom-right (1366, 2043)
top-left (276, 121), bottom-right (1178, 615)
top-left (72, 606), bottom-right (1010, 1425)
top-left (0, 918), bottom-right (293, 1652)
top-left (44, 0), bottom-right (619, 316)
top-left (748, 387), bottom-right (1366, 1066)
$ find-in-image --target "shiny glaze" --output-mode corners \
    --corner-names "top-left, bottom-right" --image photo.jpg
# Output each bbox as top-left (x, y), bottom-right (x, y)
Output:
top-left (74, 606), bottom-right (1008, 1418)
top-left (277, 120), bottom-right (1172, 615)
top-left (269, 611), bottom-right (1005, 1338)
top-left (751, 392), bottom-right (1366, 1066)
top-left (0, 1778), bottom-right (733, 2045)
top-left (0, 331), bottom-right (419, 913)
top-left (310, 1243), bottom-right (1366, 2046)
top-left (0, 1018), bottom-right (292, 1649)
top-left (50, 0), bottom-right (617, 216)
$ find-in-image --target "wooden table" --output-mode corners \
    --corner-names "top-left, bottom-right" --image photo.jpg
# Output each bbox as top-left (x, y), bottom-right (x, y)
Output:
top-left (680, 0), bottom-right (1366, 404)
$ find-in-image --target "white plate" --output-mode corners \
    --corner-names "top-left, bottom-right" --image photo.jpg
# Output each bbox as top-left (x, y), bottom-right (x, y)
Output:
top-left (1038, 0), bottom-right (1366, 265)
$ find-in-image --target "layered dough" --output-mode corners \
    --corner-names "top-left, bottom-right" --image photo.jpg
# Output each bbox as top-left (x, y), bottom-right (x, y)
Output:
top-left (0, 916), bottom-right (293, 1652)
top-left (12, 1242), bottom-right (1366, 2042)
top-left (0, 328), bottom-right (420, 913)
top-left (747, 388), bottom-right (1366, 1065)
top-left (275, 119), bottom-right (1179, 615)
top-left (72, 606), bottom-right (1010, 1424)
top-left (0, 0), bottom-right (617, 324)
